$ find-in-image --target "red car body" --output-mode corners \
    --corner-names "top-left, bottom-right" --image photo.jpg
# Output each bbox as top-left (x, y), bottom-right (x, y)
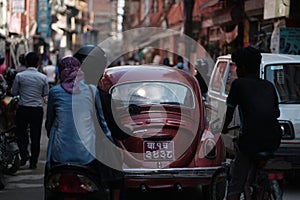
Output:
top-left (98, 65), bottom-right (225, 189)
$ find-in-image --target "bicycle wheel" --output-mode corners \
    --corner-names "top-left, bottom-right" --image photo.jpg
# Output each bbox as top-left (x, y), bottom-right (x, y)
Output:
top-left (269, 179), bottom-right (282, 200)
top-left (254, 175), bottom-right (282, 200)
top-left (209, 167), bottom-right (229, 200)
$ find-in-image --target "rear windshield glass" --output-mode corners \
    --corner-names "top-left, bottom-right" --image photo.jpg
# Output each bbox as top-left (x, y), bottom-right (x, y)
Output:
top-left (265, 64), bottom-right (300, 103)
top-left (110, 82), bottom-right (195, 108)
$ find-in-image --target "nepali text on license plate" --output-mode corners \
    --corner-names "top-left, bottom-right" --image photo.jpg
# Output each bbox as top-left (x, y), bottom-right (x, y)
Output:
top-left (143, 141), bottom-right (174, 161)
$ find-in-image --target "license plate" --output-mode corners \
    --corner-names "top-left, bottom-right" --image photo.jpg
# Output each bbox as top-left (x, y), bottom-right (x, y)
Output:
top-left (143, 141), bottom-right (174, 161)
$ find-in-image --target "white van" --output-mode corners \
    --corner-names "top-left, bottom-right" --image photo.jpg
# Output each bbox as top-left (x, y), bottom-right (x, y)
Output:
top-left (206, 53), bottom-right (300, 171)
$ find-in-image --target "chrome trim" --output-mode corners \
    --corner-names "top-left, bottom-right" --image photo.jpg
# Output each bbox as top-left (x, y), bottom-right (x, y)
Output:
top-left (123, 166), bottom-right (221, 178)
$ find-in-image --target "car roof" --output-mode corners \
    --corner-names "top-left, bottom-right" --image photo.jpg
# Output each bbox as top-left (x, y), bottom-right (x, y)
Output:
top-left (260, 53), bottom-right (300, 65)
top-left (99, 65), bottom-right (198, 92)
top-left (217, 53), bottom-right (300, 66)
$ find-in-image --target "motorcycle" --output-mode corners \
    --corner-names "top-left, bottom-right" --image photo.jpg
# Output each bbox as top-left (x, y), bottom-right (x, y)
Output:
top-left (0, 74), bottom-right (20, 176)
top-left (0, 126), bottom-right (20, 176)
top-left (44, 163), bottom-right (111, 200)
top-left (0, 126), bottom-right (20, 189)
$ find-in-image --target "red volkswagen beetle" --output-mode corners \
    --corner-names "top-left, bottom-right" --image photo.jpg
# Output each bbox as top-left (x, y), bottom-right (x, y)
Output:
top-left (98, 65), bottom-right (225, 191)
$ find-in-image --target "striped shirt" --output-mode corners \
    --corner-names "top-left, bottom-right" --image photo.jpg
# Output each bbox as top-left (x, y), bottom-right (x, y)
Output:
top-left (11, 67), bottom-right (49, 107)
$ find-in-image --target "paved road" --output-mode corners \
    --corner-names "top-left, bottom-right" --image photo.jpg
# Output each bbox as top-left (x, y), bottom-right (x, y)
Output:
top-left (0, 117), bottom-right (299, 199)
top-left (0, 130), bottom-right (47, 199)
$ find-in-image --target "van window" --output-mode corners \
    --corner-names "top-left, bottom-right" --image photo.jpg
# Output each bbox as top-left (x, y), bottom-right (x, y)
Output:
top-left (225, 63), bottom-right (237, 94)
top-left (265, 64), bottom-right (300, 103)
top-left (211, 61), bottom-right (227, 93)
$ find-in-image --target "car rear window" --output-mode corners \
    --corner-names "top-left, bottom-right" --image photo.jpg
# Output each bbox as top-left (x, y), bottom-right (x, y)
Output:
top-left (110, 81), bottom-right (195, 108)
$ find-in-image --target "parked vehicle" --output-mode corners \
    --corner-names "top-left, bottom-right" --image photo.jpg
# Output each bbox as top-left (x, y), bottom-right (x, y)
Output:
top-left (0, 75), bottom-right (20, 189)
top-left (0, 74), bottom-right (20, 175)
top-left (98, 65), bottom-right (226, 191)
top-left (0, 127), bottom-right (19, 176)
top-left (44, 164), bottom-right (110, 200)
top-left (206, 53), bottom-right (300, 174)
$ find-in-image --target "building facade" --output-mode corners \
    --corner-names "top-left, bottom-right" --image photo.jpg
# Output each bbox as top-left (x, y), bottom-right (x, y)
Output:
top-left (121, 0), bottom-right (300, 64)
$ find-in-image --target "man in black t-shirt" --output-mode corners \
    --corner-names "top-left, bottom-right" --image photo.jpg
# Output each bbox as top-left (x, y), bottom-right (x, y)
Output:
top-left (222, 46), bottom-right (282, 200)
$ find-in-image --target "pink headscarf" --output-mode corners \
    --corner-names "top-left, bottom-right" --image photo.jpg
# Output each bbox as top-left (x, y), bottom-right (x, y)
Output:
top-left (58, 56), bottom-right (84, 94)
top-left (0, 64), bottom-right (6, 75)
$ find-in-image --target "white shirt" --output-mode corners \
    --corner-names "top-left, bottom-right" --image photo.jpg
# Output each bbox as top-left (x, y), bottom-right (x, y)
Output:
top-left (11, 67), bottom-right (49, 107)
top-left (43, 65), bottom-right (56, 83)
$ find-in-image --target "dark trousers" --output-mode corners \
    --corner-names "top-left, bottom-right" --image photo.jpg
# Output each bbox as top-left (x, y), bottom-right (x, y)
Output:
top-left (16, 106), bottom-right (43, 165)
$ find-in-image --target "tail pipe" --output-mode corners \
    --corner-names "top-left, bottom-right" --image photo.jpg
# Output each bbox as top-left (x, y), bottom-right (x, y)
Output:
top-left (175, 183), bottom-right (183, 192)
top-left (140, 184), bottom-right (147, 192)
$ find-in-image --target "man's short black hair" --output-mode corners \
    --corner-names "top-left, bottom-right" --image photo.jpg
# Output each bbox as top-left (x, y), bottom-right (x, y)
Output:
top-left (24, 52), bottom-right (40, 68)
top-left (232, 46), bottom-right (262, 74)
top-left (19, 54), bottom-right (25, 65)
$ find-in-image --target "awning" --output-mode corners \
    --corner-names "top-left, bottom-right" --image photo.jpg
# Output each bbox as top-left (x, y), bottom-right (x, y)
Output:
top-left (245, 0), bottom-right (264, 17)
top-left (136, 28), bottom-right (181, 49)
top-left (198, 0), bottom-right (219, 10)
top-left (202, 6), bottom-right (243, 28)
top-left (120, 27), bottom-right (181, 50)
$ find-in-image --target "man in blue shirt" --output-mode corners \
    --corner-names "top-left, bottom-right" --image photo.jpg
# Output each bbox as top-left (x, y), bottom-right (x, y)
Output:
top-left (11, 52), bottom-right (49, 169)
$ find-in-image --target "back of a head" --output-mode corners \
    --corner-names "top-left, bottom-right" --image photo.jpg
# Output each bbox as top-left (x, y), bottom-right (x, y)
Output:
top-left (232, 46), bottom-right (262, 74)
top-left (177, 55), bottom-right (184, 63)
top-left (24, 52), bottom-right (40, 67)
top-left (58, 56), bottom-right (81, 75)
top-left (74, 45), bottom-right (107, 85)
top-left (19, 54), bottom-right (25, 65)
top-left (74, 45), bottom-right (106, 63)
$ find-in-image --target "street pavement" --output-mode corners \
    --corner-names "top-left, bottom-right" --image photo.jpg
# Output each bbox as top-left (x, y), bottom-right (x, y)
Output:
top-left (0, 112), bottom-right (299, 199)
top-left (0, 112), bottom-right (48, 200)
top-left (0, 137), bottom-right (47, 199)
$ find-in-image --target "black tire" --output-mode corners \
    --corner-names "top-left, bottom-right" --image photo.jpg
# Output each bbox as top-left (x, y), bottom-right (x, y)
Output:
top-left (3, 154), bottom-right (20, 175)
top-left (209, 167), bottom-right (229, 200)
top-left (253, 174), bottom-right (282, 200)
top-left (0, 168), bottom-right (5, 190)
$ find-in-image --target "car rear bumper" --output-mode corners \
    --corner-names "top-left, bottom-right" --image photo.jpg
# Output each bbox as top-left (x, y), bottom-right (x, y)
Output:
top-left (44, 189), bottom-right (110, 200)
top-left (123, 166), bottom-right (221, 189)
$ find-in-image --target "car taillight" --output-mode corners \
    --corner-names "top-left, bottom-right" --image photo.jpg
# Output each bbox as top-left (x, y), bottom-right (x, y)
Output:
top-left (200, 129), bottom-right (217, 159)
top-left (278, 120), bottom-right (295, 140)
top-left (203, 138), bottom-right (217, 159)
top-left (46, 173), bottom-right (99, 194)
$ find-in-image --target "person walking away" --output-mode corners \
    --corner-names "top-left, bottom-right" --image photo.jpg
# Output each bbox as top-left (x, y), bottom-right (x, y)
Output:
top-left (16, 54), bottom-right (26, 72)
top-left (45, 56), bottom-right (113, 166)
top-left (176, 55), bottom-right (191, 75)
top-left (45, 56), bottom-right (122, 199)
top-left (11, 52), bottom-right (49, 169)
top-left (221, 46), bottom-right (282, 200)
top-left (193, 66), bottom-right (208, 98)
top-left (163, 57), bottom-right (172, 67)
top-left (43, 60), bottom-right (57, 88)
